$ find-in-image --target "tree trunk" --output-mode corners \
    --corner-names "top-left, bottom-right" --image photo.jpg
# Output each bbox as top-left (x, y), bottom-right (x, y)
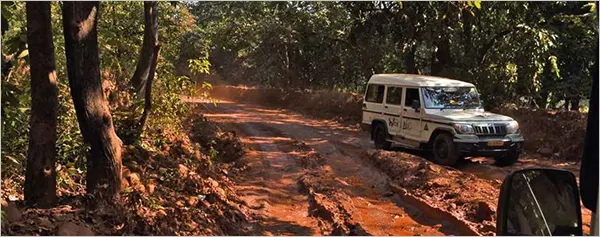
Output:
top-left (24, 1), bottom-right (58, 208)
top-left (130, 1), bottom-right (159, 139)
top-left (404, 44), bottom-right (417, 74)
top-left (62, 2), bottom-right (122, 199)
top-left (570, 97), bottom-right (580, 111)
top-left (130, 1), bottom-right (159, 95)
top-left (138, 45), bottom-right (161, 131)
top-left (538, 91), bottom-right (549, 109)
top-left (515, 64), bottom-right (529, 98)
top-left (1, 13), bottom-right (8, 36)
top-left (432, 38), bottom-right (452, 76)
top-left (537, 59), bottom-right (553, 109)
top-left (462, 8), bottom-right (473, 59)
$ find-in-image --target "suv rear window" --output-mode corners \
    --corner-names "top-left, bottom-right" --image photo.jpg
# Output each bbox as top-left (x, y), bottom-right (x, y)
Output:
top-left (404, 88), bottom-right (420, 106)
top-left (366, 84), bottom-right (384, 103)
top-left (386, 86), bottom-right (403, 105)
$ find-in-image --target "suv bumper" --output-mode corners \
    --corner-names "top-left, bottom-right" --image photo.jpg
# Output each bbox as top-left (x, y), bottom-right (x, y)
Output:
top-left (453, 134), bottom-right (524, 157)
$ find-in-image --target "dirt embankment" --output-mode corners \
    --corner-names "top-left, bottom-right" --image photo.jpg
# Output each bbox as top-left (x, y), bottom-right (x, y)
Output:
top-left (363, 150), bottom-right (500, 235)
top-left (1, 114), bottom-right (252, 236)
top-left (490, 108), bottom-right (587, 160)
top-left (211, 85), bottom-right (588, 160)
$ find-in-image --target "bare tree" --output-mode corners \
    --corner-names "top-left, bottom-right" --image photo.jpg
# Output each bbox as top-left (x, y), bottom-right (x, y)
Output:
top-left (62, 2), bottom-right (123, 199)
top-left (24, 1), bottom-right (58, 208)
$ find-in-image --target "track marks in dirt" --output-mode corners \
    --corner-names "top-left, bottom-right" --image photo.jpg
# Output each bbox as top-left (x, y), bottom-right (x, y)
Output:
top-left (298, 172), bottom-right (370, 236)
top-left (199, 102), bottom-right (461, 236)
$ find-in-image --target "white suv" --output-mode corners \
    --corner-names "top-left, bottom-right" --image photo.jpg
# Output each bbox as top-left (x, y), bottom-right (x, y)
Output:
top-left (361, 74), bottom-right (524, 166)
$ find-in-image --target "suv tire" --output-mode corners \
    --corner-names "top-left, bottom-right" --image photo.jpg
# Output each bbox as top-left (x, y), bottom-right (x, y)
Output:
top-left (432, 133), bottom-right (460, 166)
top-left (373, 124), bottom-right (392, 150)
top-left (494, 153), bottom-right (519, 167)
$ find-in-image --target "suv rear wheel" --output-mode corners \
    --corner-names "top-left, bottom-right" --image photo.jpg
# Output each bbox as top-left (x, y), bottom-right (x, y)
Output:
top-left (494, 152), bottom-right (519, 167)
top-left (373, 124), bottom-right (391, 150)
top-left (432, 133), bottom-right (460, 166)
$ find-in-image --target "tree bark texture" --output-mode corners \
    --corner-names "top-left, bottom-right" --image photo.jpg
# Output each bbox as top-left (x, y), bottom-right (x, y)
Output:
top-left (132, 1), bottom-right (159, 136)
top-left (130, 1), bottom-right (159, 95)
top-left (404, 44), bottom-right (418, 74)
top-left (138, 45), bottom-right (161, 131)
top-left (24, 1), bottom-right (58, 208)
top-left (62, 2), bottom-right (122, 199)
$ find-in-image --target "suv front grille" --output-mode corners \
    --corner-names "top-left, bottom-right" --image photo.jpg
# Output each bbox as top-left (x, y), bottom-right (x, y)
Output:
top-left (473, 124), bottom-right (507, 135)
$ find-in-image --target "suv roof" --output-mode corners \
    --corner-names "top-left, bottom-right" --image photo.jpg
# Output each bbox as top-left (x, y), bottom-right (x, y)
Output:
top-left (369, 74), bottom-right (475, 87)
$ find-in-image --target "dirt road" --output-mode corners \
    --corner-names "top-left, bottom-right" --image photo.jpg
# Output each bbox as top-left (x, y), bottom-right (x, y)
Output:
top-left (189, 98), bottom-right (588, 235)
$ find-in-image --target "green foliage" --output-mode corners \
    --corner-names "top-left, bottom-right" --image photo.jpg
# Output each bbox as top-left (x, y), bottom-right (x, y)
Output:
top-left (1, 1), bottom-right (210, 179)
top-left (1, 209), bottom-right (6, 230)
top-left (188, 58), bottom-right (211, 75)
top-left (1, 2), bottom-right (29, 176)
top-left (149, 61), bottom-right (196, 130)
top-left (188, 1), bottom-right (597, 109)
top-left (97, 1), bottom-right (204, 143)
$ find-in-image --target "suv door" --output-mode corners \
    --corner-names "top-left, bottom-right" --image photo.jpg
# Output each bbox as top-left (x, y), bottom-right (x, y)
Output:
top-left (401, 87), bottom-right (423, 141)
top-left (383, 86), bottom-right (403, 135)
top-left (363, 84), bottom-right (386, 125)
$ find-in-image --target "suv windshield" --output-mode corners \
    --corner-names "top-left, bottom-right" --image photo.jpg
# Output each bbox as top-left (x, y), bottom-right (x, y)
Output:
top-left (421, 87), bottom-right (481, 109)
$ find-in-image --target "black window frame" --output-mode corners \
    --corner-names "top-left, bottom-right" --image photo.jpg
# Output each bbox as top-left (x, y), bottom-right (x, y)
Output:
top-left (385, 86), bottom-right (403, 105)
top-left (365, 84), bottom-right (385, 103)
top-left (404, 87), bottom-right (420, 107)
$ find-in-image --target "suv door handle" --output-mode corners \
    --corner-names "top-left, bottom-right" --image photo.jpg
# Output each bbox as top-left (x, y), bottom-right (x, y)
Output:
top-left (384, 106), bottom-right (388, 108)
top-left (403, 109), bottom-right (407, 112)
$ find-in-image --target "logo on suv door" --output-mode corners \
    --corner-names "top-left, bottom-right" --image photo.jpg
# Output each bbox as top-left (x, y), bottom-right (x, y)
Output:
top-left (402, 120), bottom-right (412, 130)
top-left (388, 117), bottom-right (400, 127)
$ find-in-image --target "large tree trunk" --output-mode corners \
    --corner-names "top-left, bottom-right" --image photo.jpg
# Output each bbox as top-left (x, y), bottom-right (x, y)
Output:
top-left (62, 2), bottom-right (122, 200)
top-left (130, 1), bottom-right (159, 95)
top-left (24, 1), bottom-right (58, 208)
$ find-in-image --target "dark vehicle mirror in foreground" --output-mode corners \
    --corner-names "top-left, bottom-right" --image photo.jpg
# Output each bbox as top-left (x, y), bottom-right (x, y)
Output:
top-left (497, 168), bottom-right (583, 236)
top-left (411, 99), bottom-right (420, 111)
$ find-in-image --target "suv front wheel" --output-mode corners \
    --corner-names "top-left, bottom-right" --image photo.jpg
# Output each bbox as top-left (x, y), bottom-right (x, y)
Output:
top-left (373, 124), bottom-right (392, 150)
top-left (432, 133), bottom-right (460, 166)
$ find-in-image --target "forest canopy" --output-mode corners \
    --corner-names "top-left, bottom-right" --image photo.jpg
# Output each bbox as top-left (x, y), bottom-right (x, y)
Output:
top-left (187, 1), bottom-right (598, 110)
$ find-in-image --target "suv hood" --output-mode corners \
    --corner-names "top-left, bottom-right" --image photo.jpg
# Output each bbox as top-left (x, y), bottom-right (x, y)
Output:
top-left (426, 110), bottom-right (514, 122)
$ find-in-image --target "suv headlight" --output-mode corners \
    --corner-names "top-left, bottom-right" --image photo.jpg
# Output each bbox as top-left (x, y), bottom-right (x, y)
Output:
top-left (453, 123), bottom-right (474, 134)
top-left (506, 121), bottom-right (520, 134)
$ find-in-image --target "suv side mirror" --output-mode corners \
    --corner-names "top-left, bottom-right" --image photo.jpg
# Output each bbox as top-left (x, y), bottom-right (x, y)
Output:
top-left (411, 100), bottom-right (420, 112)
top-left (497, 168), bottom-right (582, 236)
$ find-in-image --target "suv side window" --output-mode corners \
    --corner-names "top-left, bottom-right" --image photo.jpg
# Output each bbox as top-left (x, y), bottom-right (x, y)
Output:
top-left (386, 86), bottom-right (403, 105)
top-left (366, 84), bottom-right (385, 103)
top-left (404, 88), bottom-right (420, 107)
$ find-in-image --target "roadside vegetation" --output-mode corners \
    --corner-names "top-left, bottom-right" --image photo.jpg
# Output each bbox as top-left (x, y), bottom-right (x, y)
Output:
top-left (1, 2), bottom-right (244, 235)
top-left (0, 1), bottom-right (597, 235)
